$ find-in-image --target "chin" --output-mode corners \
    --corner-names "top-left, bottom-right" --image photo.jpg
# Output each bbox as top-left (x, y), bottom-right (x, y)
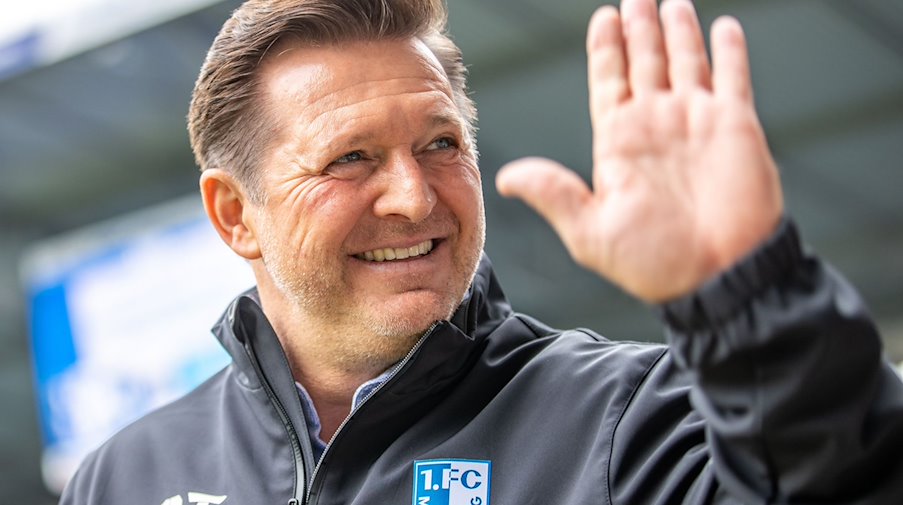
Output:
top-left (364, 290), bottom-right (459, 338)
top-left (348, 311), bottom-right (440, 371)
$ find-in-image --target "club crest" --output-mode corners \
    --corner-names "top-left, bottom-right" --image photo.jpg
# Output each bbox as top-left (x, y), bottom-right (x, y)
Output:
top-left (412, 459), bottom-right (491, 505)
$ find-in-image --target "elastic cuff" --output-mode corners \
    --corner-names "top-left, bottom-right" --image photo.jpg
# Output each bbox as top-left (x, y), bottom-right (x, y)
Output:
top-left (656, 217), bottom-right (804, 333)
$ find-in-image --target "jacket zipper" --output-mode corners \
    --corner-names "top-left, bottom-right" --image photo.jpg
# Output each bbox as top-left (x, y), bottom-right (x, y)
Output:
top-left (243, 341), bottom-right (307, 504)
top-left (304, 322), bottom-right (440, 505)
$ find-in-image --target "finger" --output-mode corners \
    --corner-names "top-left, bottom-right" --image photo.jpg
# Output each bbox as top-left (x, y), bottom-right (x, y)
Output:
top-left (587, 5), bottom-right (628, 121)
top-left (496, 157), bottom-right (593, 247)
top-left (711, 16), bottom-right (753, 102)
top-left (622, 0), bottom-right (668, 94)
top-left (661, 0), bottom-right (712, 92)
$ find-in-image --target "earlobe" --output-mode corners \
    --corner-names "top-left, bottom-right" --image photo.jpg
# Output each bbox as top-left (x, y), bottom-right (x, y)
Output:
top-left (199, 170), bottom-right (262, 260)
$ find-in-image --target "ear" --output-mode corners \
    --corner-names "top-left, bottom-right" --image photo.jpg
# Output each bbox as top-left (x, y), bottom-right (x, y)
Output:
top-left (200, 169), bottom-right (262, 260)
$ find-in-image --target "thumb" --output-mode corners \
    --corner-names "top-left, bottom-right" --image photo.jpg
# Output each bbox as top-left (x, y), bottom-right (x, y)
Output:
top-left (496, 157), bottom-right (593, 246)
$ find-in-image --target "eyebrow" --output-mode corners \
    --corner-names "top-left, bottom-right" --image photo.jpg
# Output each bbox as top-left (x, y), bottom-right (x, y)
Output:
top-left (293, 97), bottom-right (467, 172)
top-left (428, 112), bottom-right (465, 131)
top-left (316, 110), bottom-right (466, 154)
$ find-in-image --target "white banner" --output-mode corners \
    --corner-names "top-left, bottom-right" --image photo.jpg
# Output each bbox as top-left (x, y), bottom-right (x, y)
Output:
top-left (0, 0), bottom-right (224, 79)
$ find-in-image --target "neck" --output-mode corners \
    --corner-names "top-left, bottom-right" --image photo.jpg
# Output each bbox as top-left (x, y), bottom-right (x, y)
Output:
top-left (293, 361), bottom-right (379, 442)
top-left (280, 320), bottom-right (391, 441)
top-left (275, 311), bottom-right (392, 441)
top-left (254, 275), bottom-right (407, 441)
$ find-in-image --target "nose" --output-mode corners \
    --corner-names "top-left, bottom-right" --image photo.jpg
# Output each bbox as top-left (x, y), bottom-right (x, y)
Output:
top-left (372, 153), bottom-right (437, 222)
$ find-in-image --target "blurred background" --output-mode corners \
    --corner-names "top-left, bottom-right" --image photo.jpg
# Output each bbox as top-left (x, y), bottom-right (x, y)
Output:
top-left (1, 0), bottom-right (901, 502)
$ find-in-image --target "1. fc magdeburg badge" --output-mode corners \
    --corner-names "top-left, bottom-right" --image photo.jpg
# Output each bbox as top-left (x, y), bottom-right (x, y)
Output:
top-left (413, 459), bottom-right (491, 505)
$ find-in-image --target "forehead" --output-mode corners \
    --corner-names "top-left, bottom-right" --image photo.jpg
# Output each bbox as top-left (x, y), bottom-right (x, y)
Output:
top-left (259, 37), bottom-right (455, 121)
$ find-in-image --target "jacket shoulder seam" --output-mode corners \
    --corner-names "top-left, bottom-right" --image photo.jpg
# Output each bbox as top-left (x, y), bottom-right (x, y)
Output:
top-left (510, 313), bottom-right (552, 338)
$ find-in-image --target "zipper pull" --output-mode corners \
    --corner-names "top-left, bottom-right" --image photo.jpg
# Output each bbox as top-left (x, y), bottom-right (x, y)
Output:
top-left (287, 499), bottom-right (300, 505)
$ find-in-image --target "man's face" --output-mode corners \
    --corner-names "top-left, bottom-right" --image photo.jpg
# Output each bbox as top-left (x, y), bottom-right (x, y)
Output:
top-left (250, 38), bottom-right (484, 359)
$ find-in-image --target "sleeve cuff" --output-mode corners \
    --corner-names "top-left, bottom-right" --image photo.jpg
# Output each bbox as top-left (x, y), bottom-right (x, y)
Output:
top-left (656, 217), bottom-right (805, 333)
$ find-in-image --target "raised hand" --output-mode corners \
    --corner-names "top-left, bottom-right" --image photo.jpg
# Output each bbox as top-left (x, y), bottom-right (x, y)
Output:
top-left (496, 0), bottom-right (784, 302)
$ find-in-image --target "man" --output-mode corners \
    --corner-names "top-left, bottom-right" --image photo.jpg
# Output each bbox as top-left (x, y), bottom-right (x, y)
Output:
top-left (61, 0), bottom-right (903, 503)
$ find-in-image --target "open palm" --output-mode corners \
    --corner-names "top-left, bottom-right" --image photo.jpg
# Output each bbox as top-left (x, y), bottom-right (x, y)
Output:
top-left (497, 0), bottom-right (783, 302)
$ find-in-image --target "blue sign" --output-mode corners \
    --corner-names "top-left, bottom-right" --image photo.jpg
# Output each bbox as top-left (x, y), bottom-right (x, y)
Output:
top-left (0, 30), bottom-right (41, 80)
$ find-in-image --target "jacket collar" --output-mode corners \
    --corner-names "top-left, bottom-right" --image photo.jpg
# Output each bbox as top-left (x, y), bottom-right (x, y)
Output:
top-left (211, 253), bottom-right (513, 392)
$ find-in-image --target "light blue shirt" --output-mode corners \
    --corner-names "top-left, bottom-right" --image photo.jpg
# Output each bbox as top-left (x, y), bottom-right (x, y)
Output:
top-left (295, 368), bottom-right (394, 462)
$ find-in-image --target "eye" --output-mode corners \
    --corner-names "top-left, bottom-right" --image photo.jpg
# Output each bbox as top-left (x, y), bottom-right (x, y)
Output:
top-left (325, 150), bottom-right (374, 180)
top-left (426, 137), bottom-right (457, 151)
top-left (334, 151), bottom-right (364, 164)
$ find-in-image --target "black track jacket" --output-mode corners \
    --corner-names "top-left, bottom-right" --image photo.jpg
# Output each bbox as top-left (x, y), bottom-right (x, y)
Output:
top-left (60, 220), bottom-right (903, 504)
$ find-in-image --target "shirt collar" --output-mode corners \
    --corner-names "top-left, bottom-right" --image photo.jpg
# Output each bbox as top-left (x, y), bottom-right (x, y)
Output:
top-left (294, 365), bottom-right (397, 462)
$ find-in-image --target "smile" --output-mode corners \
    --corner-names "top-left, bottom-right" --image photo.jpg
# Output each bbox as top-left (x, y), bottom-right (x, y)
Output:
top-left (355, 239), bottom-right (434, 262)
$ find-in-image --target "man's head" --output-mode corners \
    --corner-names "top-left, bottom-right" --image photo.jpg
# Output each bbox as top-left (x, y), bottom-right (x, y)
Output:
top-left (188, 0), bottom-right (477, 201)
top-left (192, 0), bottom-right (485, 374)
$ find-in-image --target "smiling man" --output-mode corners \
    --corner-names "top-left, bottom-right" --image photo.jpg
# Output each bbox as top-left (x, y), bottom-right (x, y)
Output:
top-left (206, 36), bottom-right (487, 438)
top-left (61, 0), bottom-right (903, 504)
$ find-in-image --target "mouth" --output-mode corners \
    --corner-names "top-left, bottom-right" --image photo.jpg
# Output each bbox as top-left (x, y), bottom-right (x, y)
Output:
top-left (354, 239), bottom-right (435, 262)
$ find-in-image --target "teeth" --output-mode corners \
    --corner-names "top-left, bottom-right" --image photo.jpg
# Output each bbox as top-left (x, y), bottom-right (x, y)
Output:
top-left (356, 239), bottom-right (434, 262)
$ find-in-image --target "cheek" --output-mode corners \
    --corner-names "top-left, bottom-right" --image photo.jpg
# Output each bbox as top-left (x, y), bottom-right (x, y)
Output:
top-left (288, 180), bottom-right (370, 250)
top-left (439, 163), bottom-right (483, 215)
top-left (457, 159), bottom-right (482, 188)
top-left (431, 153), bottom-right (481, 189)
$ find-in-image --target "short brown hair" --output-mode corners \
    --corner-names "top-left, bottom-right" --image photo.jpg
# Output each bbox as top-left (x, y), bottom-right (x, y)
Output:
top-left (187, 0), bottom-right (477, 201)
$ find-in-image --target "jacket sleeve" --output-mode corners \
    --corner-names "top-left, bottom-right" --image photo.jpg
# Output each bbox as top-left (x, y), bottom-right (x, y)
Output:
top-left (611, 219), bottom-right (903, 504)
top-left (58, 447), bottom-right (105, 505)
